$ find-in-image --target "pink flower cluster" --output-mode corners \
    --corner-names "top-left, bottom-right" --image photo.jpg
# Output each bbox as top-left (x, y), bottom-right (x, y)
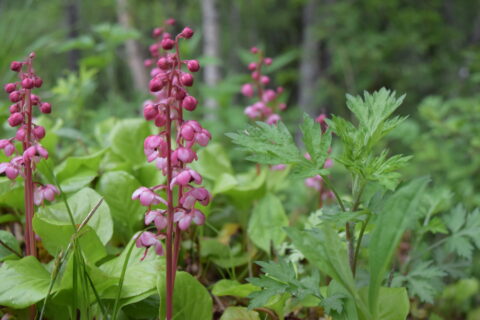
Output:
top-left (0, 53), bottom-right (59, 204)
top-left (132, 21), bottom-right (211, 257)
top-left (304, 114), bottom-right (334, 205)
top-left (241, 47), bottom-right (286, 125)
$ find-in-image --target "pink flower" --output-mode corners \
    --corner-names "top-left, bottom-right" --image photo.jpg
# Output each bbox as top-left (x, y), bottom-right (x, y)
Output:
top-left (136, 232), bottom-right (164, 256)
top-left (180, 187), bottom-right (211, 208)
top-left (144, 135), bottom-right (167, 162)
top-left (241, 83), bottom-right (254, 97)
top-left (324, 158), bottom-right (333, 169)
top-left (271, 164), bottom-right (286, 171)
top-left (33, 184), bottom-right (60, 205)
top-left (196, 129), bottom-right (211, 147)
top-left (145, 210), bottom-right (168, 230)
top-left (174, 209), bottom-right (205, 230)
top-left (0, 161), bottom-right (19, 180)
top-left (132, 187), bottom-right (167, 207)
top-left (172, 147), bottom-right (197, 164)
top-left (23, 145), bottom-right (48, 162)
top-left (266, 114), bottom-right (281, 125)
top-left (0, 139), bottom-right (15, 156)
top-left (262, 89), bottom-right (276, 102)
top-left (170, 169), bottom-right (202, 189)
top-left (305, 175), bottom-right (323, 191)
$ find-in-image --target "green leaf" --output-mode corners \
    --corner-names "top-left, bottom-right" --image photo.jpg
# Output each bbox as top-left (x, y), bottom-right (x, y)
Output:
top-left (96, 171), bottom-right (144, 243)
top-left (157, 271), bottom-right (212, 320)
top-left (360, 287), bottom-right (409, 320)
top-left (392, 261), bottom-right (446, 303)
top-left (247, 193), bottom-right (289, 252)
top-left (54, 149), bottom-right (106, 192)
top-left (34, 188), bottom-right (113, 250)
top-left (368, 177), bottom-right (429, 317)
top-left (220, 307), bottom-right (260, 320)
top-left (190, 143), bottom-right (234, 180)
top-left (110, 119), bottom-right (151, 165)
top-left (0, 256), bottom-right (51, 308)
top-left (443, 206), bottom-right (480, 259)
top-left (211, 280), bottom-right (259, 298)
top-left (100, 235), bottom-right (164, 300)
top-left (327, 89), bottom-right (410, 189)
top-left (287, 226), bottom-right (371, 319)
top-left (0, 230), bottom-right (21, 261)
top-left (227, 116), bottom-right (331, 179)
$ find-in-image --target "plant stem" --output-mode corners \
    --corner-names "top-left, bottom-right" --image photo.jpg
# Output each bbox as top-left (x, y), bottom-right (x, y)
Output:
top-left (352, 214), bottom-right (370, 276)
top-left (320, 175), bottom-right (346, 212)
top-left (165, 90), bottom-right (174, 320)
top-left (23, 88), bottom-right (36, 258)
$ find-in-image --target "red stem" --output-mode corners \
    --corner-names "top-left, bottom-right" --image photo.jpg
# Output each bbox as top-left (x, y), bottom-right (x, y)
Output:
top-left (23, 87), bottom-right (36, 258)
top-left (165, 78), bottom-right (175, 320)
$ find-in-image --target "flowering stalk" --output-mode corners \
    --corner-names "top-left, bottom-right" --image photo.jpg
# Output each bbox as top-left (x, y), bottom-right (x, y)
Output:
top-left (1, 53), bottom-right (59, 257)
top-left (304, 114), bottom-right (335, 207)
top-left (132, 22), bottom-right (211, 320)
top-left (241, 47), bottom-right (286, 125)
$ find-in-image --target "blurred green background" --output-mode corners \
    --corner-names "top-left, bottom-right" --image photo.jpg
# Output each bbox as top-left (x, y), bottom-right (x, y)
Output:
top-left (0, 0), bottom-right (479, 204)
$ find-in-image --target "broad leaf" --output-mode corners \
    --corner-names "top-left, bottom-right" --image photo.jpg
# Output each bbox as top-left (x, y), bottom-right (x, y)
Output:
top-left (220, 307), bottom-right (260, 320)
top-left (157, 271), bottom-right (212, 320)
top-left (368, 177), bottom-right (429, 316)
top-left (110, 118), bottom-right (151, 165)
top-left (0, 257), bottom-right (50, 308)
top-left (96, 171), bottom-right (144, 243)
top-left (248, 193), bottom-right (289, 252)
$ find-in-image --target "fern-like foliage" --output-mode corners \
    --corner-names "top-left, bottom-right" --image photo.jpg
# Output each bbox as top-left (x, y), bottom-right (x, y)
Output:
top-left (443, 205), bottom-right (480, 259)
top-left (227, 114), bottom-right (331, 178)
top-left (327, 88), bottom-right (411, 189)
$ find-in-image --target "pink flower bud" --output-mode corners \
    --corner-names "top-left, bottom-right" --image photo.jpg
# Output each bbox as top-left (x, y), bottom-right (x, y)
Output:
top-left (40, 102), bottom-right (51, 114)
top-left (10, 61), bottom-right (22, 72)
top-left (143, 104), bottom-right (158, 120)
top-left (161, 38), bottom-right (175, 50)
top-left (264, 57), bottom-right (272, 65)
top-left (8, 113), bottom-right (23, 127)
top-left (241, 83), bottom-right (254, 97)
top-left (279, 103), bottom-right (287, 111)
top-left (181, 95), bottom-right (197, 111)
top-left (196, 129), bottom-right (211, 146)
top-left (149, 78), bottom-right (163, 92)
top-left (263, 89), bottom-right (276, 102)
top-left (315, 114), bottom-right (327, 124)
top-left (180, 27), bottom-right (194, 39)
top-left (157, 57), bottom-right (170, 70)
top-left (180, 73), bottom-right (194, 86)
top-left (0, 162), bottom-right (19, 180)
top-left (9, 91), bottom-right (22, 103)
top-left (21, 78), bottom-right (34, 89)
top-left (250, 47), bottom-right (259, 54)
top-left (266, 114), bottom-right (281, 125)
top-left (248, 63), bottom-right (257, 71)
top-left (155, 114), bottom-right (167, 127)
top-left (324, 158), bottom-right (333, 169)
top-left (251, 71), bottom-right (260, 80)
top-left (165, 18), bottom-right (176, 25)
top-left (170, 169), bottom-right (202, 189)
top-left (175, 87), bottom-right (186, 100)
top-left (187, 60), bottom-right (200, 72)
top-left (30, 94), bottom-right (40, 105)
top-left (34, 77), bottom-right (43, 88)
top-left (9, 104), bottom-right (20, 114)
top-left (180, 123), bottom-right (195, 141)
top-left (260, 75), bottom-right (270, 85)
top-left (153, 27), bottom-right (164, 37)
top-left (33, 126), bottom-right (46, 140)
top-left (4, 83), bottom-right (16, 93)
top-left (144, 59), bottom-right (153, 67)
top-left (15, 127), bottom-right (25, 141)
top-left (174, 147), bottom-right (197, 164)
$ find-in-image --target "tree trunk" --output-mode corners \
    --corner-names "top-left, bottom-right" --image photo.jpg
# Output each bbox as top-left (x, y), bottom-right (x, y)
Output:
top-left (298, 0), bottom-right (320, 116)
top-left (201, 0), bottom-right (220, 119)
top-left (66, 0), bottom-right (80, 71)
top-left (116, 0), bottom-right (148, 92)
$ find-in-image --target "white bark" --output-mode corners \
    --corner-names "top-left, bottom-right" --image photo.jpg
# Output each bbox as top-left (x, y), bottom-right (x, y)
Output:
top-left (201, 0), bottom-right (220, 118)
top-left (116, 0), bottom-right (148, 91)
top-left (298, 0), bottom-right (320, 116)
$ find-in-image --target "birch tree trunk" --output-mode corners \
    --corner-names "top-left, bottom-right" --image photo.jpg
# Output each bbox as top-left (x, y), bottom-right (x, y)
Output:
top-left (116, 0), bottom-right (148, 91)
top-left (298, 0), bottom-right (320, 116)
top-left (201, 0), bottom-right (220, 119)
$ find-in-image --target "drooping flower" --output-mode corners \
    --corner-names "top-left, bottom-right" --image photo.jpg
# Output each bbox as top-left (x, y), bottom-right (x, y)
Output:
top-left (34, 184), bottom-right (60, 205)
